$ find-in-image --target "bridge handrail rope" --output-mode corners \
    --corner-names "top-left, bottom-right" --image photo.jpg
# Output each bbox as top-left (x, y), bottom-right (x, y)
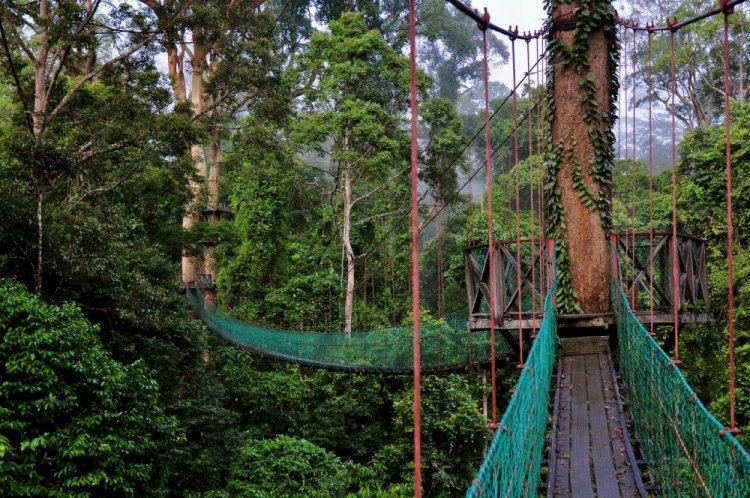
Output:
top-left (186, 287), bottom-right (513, 373)
top-left (611, 246), bottom-right (750, 496)
top-left (466, 258), bottom-right (557, 498)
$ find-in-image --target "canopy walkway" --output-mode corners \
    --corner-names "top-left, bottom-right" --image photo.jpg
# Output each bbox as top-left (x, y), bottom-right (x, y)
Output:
top-left (465, 254), bottom-right (750, 497)
top-left (183, 1), bottom-right (750, 495)
top-left (187, 250), bottom-right (750, 496)
top-left (186, 288), bottom-right (514, 373)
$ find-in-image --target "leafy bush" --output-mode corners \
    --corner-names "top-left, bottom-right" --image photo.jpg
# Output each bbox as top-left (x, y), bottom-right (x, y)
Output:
top-left (225, 435), bottom-right (371, 497)
top-left (0, 280), bottom-right (180, 497)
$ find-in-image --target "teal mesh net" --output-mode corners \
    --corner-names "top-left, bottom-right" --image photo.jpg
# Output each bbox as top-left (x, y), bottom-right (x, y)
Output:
top-left (186, 288), bottom-right (513, 373)
top-left (466, 274), bottom-right (558, 497)
top-left (612, 253), bottom-right (750, 496)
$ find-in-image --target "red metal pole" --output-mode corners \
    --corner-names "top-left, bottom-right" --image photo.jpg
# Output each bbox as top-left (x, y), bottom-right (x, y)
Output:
top-left (720, 2), bottom-right (740, 435)
top-left (647, 30), bottom-right (656, 336)
top-left (526, 38), bottom-right (537, 337)
top-left (618, 25), bottom-right (623, 167)
top-left (623, 25), bottom-right (629, 243)
top-left (547, 238), bottom-right (555, 290)
top-left (536, 36), bottom-right (546, 308)
top-left (512, 35), bottom-right (524, 368)
top-left (478, 10), bottom-right (498, 428)
top-left (610, 234), bottom-right (620, 284)
top-left (631, 27), bottom-right (638, 310)
top-left (407, 0), bottom-right (422, 492)
top-left (669, 28), bottom-right (681, 365)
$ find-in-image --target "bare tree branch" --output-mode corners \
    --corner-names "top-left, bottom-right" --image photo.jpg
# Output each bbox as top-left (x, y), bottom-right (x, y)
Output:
top-left (353, 208), bottom-right (408, 227)
top-left (46, 36), bottom-right (154, 127)
top-left (352, 166), bottom-right (408, 207)
top-left (78, 141), bottom-right (129, 161)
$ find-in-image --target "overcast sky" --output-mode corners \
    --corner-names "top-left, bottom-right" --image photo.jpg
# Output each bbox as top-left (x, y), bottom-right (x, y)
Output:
top-left (484, 0), bottom-right (546, 88)
top-left (484, 1), bottom-right (632, 88)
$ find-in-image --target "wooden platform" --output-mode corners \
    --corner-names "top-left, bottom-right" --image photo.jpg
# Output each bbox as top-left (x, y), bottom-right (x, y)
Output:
top-left (548, 339), bottom-right (646, 498)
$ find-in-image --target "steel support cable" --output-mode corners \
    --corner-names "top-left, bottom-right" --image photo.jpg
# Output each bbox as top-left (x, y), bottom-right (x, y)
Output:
top-left (669, 29), bottom-right (681, 365)
top-left (478, 9), bottom-right (499, 428)
top-left (407, 0), bottom-right (422, 493)
top-left (337, 49), bottom-right (548, 303)
top-left (720, 0), bottom-right (740, 436)
top-left (443, 0), bottom-right (541, 41)
top-left (617, 0), bottom-right (747, 33)
top-left (338, 49), bottom-right (548, 311)
top-left (341, 95), bottom-right (547, 330)
top-left (512, 37), bottom-right (524, 368)
top-left (526, 37), bottom-right (537, 337)
top-left (419, 97), bottom-right (543, 245)
top-left (647, 30), bottom-right (656, 336)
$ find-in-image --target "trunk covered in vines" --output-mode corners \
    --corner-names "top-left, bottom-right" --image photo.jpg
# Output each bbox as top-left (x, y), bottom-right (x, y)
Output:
top-left (545, 0), bottom-right (619, 313)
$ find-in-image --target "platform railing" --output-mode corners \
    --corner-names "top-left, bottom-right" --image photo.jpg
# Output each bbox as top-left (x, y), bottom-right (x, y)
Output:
top-left (464, 238), bottom-right (554, 330)
top-left (465, 257), bottom-right (557, 498)
top-left (610, 232), bottom-right (709, 314)
top-left (611, 245), bottom-right (750, 496)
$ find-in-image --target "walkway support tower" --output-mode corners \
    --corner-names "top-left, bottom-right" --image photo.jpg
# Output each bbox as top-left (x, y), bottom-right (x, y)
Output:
top-left (547, 0), bottom-right (618, 314)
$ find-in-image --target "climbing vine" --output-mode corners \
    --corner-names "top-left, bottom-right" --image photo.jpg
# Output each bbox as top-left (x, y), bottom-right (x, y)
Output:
top-left (543, 0), bottom-right (619, 312)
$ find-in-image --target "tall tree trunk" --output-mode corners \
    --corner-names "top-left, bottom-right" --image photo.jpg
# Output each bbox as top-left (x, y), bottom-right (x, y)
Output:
top-left (437, 202), bottom-right (444, 317)
top-left (31, 0), bottom-right (49, 294)
top-left (180, 38), bottom-right (209, 288)
top-left (343, 159), bottom-right (355, 338)
top-left (34, 185), bottom-right (44, 294)
top-left (203, 137), bottom-right (222, 308)
top-left (550, 0), bottom-right (616, 313)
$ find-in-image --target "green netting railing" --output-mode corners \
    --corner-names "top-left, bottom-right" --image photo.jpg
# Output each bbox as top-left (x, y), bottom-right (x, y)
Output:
top-left (612, 271), bottom-right (750, 496)
top-left (186, 288), bottom-right (513, 373)
top-left (466, 275), bottom-right (557, 497)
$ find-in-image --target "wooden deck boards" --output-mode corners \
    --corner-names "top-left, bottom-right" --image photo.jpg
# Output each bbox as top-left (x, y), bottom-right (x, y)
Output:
top-left (548, 345), bottom-right (645, 498)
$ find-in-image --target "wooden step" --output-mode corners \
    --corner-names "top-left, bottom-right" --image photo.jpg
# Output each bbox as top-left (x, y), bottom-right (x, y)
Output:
top-left (559, 336), bottom-right (610, 356)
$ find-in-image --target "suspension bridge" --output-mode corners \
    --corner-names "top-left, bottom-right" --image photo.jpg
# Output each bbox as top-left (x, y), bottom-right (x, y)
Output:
top-left (183, 0), bottom-right (750, 495)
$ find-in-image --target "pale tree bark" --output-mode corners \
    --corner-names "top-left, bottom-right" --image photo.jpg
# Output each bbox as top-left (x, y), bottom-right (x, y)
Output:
top-left (202, 135), bottom-right (222, 308)
top-left (30, 0), bottom-right (50, 293)
top-left (342, 136), bottom-right (355, 337)
top-left (143, 0), bottom-right (264, 290)
top-left (1, 0), bottom-right (157, 293)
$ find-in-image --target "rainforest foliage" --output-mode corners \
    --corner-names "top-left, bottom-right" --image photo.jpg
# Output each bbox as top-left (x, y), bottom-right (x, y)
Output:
top-left (0, 0), bottom-right (749, 496)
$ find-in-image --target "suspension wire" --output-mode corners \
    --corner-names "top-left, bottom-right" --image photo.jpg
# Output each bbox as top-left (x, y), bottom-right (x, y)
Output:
top-left (512, 35), bottom-right (525, 368)
top-left (437, 208), bottom-right (444, 316)
top-left (332, 48), bottom-right (548, 312)
top-left (526, 36), bottom-right (537, 337)
top-left (478, 10), bottom-right (498, 429)
top-left (631, 27), bottom-right (638, 309)
top-left (617, 24), bottom-right (623, 165)
top-left (720, 0), bottom-right (740, 435)
top-left (536, 34), bottom-right (546, 311)
top-left (647, 29), bottom-right (656, 336)
top-left (621, 0), bottom-right (747, 32)
top-left (424, 93), bottom-right (544, 250)
top-left (668, 26), bottom-right (682, 365)
top-left (407, 0), bottom-right (422, 492)
top-left (343, 47), bottom-right (548, 297)
top-left (365, 93), bottom-right (545, 314)
top-left (446, 0), bottom-right (537, 40)
top-left (623, 26), bottom-right (630, 268)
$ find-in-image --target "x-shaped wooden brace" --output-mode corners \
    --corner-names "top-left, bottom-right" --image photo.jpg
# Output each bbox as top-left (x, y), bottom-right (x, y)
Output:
top-left (500, 245), bottom-right (544, 315)
top-left (619, 235), bottom-right (672, 308)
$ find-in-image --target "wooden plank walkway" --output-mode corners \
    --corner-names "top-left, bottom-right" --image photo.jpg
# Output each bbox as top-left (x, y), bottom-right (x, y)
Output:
top-left (548, 338), bottom-right (646, 498)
